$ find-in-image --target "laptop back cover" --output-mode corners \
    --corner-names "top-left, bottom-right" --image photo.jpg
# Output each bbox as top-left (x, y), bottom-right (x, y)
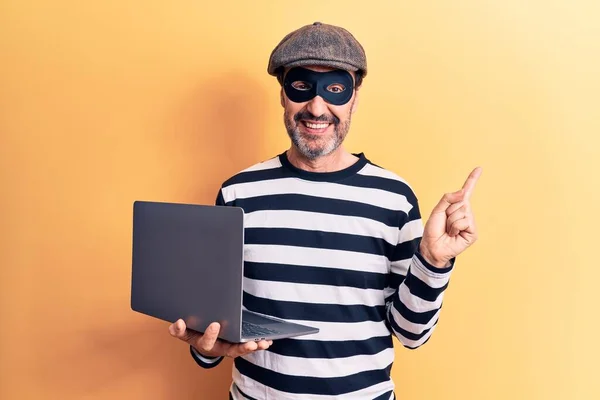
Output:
top-left (131, 201), bottom-right (244, 343)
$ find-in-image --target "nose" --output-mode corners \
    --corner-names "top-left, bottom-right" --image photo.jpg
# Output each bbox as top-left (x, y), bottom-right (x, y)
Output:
top-left (306, 95), bottom-right (328, 118)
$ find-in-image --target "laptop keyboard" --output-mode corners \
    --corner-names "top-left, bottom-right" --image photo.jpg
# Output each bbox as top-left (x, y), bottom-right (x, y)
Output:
top-left (242, 321), bottom-right (282, 338)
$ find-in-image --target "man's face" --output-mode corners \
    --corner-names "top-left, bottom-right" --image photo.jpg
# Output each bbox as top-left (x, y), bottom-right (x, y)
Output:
top-left (281, 65), bottom-right (359, 160)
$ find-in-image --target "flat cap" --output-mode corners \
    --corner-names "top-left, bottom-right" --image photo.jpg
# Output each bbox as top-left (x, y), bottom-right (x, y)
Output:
top-left (267, 22), bottom-right (367, 84)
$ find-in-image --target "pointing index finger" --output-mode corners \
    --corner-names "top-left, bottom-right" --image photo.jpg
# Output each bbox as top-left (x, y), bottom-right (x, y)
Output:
top-left (462, 167), bottom-right (482, 200)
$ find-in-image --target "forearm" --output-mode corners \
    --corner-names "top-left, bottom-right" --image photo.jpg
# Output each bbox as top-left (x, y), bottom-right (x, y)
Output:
top-left (387, 251), bottom-right (454, 348)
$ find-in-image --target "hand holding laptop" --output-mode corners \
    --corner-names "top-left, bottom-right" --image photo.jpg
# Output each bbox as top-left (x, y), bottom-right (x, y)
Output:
top-left (169, 318), bottom-right (273, 358)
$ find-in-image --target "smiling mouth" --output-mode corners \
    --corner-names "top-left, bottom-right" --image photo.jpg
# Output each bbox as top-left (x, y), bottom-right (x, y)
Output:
top-left (301, 121), bottom-right (333, 133)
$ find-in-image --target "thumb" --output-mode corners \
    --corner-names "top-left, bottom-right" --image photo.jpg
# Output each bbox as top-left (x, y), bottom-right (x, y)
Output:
top-left (197, 322), bottom-right (221, 351)
top-left (431, 189), bottom-right (465, 214)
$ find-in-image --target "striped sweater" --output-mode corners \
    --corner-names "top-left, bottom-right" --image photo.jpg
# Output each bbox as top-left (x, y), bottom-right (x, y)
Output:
top-left (191, 151), bottom-right (455, 399)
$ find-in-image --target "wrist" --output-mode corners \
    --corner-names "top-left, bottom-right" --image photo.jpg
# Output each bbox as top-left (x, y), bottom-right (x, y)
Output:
top-left (192, 346), bottom-right (219, 359)
top-left (418, 244), bottom-right (450, 269)
top-left (190, 346), bottom-right (223, 369)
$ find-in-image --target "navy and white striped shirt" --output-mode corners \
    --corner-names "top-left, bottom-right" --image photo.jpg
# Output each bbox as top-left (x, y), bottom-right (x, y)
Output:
top-left (191, 151), bottom-right (455, 399)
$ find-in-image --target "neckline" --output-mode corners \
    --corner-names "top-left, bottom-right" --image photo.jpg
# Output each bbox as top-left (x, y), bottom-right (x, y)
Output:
top-left (278, 150), bottom-right (369, 182)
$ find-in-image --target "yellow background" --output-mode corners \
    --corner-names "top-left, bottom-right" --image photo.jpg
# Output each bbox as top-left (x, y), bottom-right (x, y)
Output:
top-left (1, 0), bottom-right (599, 399)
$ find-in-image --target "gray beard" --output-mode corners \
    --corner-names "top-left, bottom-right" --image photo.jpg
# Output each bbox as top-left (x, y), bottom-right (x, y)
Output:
top-left (284, 112), bottom-right (352, 160)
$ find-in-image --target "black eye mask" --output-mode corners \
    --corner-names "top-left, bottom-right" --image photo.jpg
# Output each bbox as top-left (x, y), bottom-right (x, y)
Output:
top-left (283, 67), bottom-right (354, 106)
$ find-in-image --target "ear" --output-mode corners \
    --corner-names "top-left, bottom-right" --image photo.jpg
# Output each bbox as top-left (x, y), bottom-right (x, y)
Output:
top-left (280, 87), bottom-right (285, 108)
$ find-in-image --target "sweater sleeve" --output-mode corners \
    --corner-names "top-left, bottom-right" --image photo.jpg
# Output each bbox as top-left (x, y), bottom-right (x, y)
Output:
top-left (190, 345), bottom-right (224, 369)
top-left (385, 191), bottom-right (455, 349)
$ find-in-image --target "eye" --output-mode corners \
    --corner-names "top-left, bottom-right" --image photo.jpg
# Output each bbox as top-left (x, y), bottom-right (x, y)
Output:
top-left (291, 81), bottom-right (312, 91)
top-left (326, 83), bottom-right (346, 93)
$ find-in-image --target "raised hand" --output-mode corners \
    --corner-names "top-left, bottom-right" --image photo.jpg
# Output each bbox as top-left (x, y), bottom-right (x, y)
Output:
top-left (169, 319), bottom-right (272, 359)
top-left (419, 167), bottom-right (482, 268)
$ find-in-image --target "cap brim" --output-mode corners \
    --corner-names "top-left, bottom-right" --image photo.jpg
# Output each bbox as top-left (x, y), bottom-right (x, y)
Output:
top-left (269, 58), bottom-right (361, 76)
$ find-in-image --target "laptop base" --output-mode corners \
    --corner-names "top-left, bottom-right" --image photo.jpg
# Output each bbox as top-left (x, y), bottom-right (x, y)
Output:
top-left (240, 310), bottom-right (319, 342)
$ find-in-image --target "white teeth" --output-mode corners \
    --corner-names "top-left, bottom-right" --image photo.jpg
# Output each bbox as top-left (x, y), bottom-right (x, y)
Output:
top-left (305, 122), bottom-right (329, 129)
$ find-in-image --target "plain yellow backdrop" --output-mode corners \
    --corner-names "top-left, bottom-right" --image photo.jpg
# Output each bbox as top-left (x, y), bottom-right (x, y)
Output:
top-left (1, 0), bottom-right (599, 399)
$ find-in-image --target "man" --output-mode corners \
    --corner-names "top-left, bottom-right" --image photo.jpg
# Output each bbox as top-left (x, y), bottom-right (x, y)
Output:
top-left (169, 22), bottom-right (481, 399)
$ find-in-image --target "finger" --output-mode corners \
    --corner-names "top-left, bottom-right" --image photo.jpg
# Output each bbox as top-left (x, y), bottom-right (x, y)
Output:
top-left (460, 218), bottom-right (478, 241)
top-left (449, 216), bottom-right (470, 237)
top-left (168, 319), bottom-right (181, 337)
top-left (431, 189), bottom-right (465, 214)
top-left (244, 341), bottom-right (259, 352)
top-left (169, 319), bottom-right (197, 342)
top-left (446, 200), bottom-right (466, 216)
top-left (256, 340), bottom-right (272, 351)
top-left (462, 167), bottom-right (482, 200)
top-left (196, 322), bottom-right (221, 353)
top-left (446, 207), bottom-right (467, 233)
top-left (230, 341), bottom-right (258, 358)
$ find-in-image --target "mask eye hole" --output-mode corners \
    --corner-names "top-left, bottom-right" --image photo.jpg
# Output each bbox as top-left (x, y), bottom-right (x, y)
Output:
top-left (291, 81), bottom-right (312, 91)
top-left (326, 83), bottom-right (346, 93)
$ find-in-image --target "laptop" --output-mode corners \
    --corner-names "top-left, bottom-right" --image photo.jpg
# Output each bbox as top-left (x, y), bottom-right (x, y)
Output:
top-left (130, 200), bottom-right (319, 343)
